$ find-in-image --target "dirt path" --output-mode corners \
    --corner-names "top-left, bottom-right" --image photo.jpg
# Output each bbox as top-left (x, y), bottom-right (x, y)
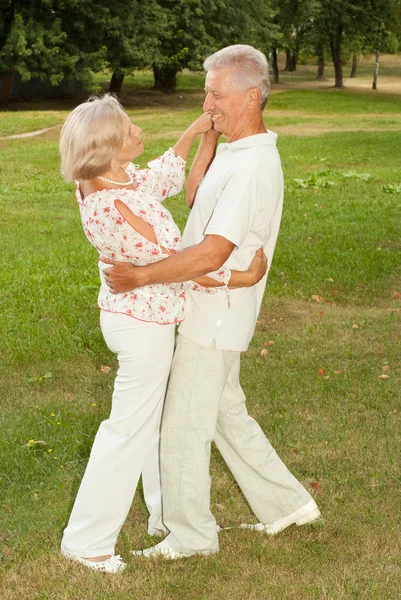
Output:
top-left (0, 124), bottom-right (61, 141)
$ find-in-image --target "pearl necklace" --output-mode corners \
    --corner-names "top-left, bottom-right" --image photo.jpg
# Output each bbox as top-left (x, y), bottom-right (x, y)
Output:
top-left (97, 172), bottom-right (134, 186)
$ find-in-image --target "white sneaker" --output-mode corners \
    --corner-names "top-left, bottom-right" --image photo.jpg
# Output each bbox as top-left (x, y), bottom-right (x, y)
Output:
top-left (240, 499), bottom-right (321, 535)
top-left (61, 550), bottom-right (126, 573)
top-left (132, 539), bottom-right (218, 560)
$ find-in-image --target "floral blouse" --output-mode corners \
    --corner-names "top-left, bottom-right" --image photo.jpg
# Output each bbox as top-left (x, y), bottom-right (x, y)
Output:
top-left (76, 149), bottom-right (230, 325)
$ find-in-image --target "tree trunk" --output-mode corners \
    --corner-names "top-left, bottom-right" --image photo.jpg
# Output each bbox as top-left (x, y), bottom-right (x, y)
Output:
top-left (316, 43), bottom-right (325, 80)
top-left (271, 48), bottom-right (279, 83)
top-left (350, 53), bottom-right (358, 78)
top-left (329, 27), bottom-right (344, 88)
top-left (285, 49), bottom-right (297, 72)
top-left (372, 24), bottom-right (383, 90)
top-left (153, 65), bottom-right (178, 94)
top-left (109, 71), bottom-right (125, 96)
top-left (372, 50), bottom-right (380, 90)
top-left (317, 55), bottom-right (325, 80)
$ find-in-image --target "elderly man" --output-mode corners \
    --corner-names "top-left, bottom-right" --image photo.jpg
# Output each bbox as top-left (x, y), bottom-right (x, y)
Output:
top-left (103, 44), bottom-right (320, 558)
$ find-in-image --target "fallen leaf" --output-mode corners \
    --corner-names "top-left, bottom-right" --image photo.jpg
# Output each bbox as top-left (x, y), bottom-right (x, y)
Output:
top-left (334, 370), bottom-right (342, 375)
top-left (326, 277), bottom-right (334, 282)
top-left (311, 482), bottom-right (321, 489)
top-left (317, 367), bottom-right (326, 376)
top-left (64, 392), bottom-right (73, 399)
top-left (215, 503), bottom-right (225, 510)
top-left (260, 349), bottom-right (268, 358)
top-left (311, 295), bottom-right (323, 303)
top-left (352, 324), bottom-right (359, 329)
top-left (100, 365), bottom-right (111, 373)
top-left (382, 365), bottom-right (389, 373)
top-left (379, 374), bottom-right (389, 380)
top-left (264, 341), bottom-right (275, 347)
top-left (317, 310), bottom-right (324, 317)
top-left (393, 291), bottom-right (401, 300)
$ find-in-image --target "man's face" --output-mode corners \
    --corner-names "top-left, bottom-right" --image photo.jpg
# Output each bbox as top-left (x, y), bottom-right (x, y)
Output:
top-left (203, 68), bottom-right (250, 142)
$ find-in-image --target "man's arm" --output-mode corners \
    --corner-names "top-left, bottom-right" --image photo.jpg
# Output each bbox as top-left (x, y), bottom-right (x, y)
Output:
top-left (102, 235), bottom-right (235, 294)
top-left (186, 131), bottom-right (220, 208)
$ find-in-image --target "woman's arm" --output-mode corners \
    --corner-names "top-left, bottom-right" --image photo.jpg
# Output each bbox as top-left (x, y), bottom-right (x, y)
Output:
top-left (186, 131), bottom-right (220, 209)
top-left (140, 113), bottom-right (215, 203)
top-left (171, 113), bottom-right (214, 161)
top-left (194, 248), bottom-right (267, 289)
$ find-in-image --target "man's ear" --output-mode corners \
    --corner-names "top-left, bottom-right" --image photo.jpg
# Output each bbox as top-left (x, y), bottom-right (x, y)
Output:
top-left (247, 87), bottom-right (261, 108)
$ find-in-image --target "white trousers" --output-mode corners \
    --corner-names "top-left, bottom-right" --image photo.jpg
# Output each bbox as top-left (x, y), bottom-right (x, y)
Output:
top-left (61, 311), bottom-right (175, 558)
top-left (161, 334), bottom-right (313, 553)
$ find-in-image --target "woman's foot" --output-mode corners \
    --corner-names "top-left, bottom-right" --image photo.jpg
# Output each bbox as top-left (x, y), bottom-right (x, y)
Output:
top-left (61, 550), bottom-right (126, 573)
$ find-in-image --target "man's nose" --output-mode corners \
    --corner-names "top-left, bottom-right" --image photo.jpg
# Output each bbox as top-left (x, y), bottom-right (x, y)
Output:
top-left (203, 93), bottom-right (213, 112)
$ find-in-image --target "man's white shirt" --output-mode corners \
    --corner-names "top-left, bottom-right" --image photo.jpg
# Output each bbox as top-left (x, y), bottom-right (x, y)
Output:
top-left (178, 131), bottom-right (284, 352)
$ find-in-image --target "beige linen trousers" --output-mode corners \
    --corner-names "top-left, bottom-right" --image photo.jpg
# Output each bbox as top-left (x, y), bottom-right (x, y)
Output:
top-left (161, 334), bottom-right (313, 553)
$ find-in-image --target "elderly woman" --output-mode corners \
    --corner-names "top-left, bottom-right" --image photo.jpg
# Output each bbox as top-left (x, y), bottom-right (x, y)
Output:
top-left (59, 95), bottom-right (266, 573)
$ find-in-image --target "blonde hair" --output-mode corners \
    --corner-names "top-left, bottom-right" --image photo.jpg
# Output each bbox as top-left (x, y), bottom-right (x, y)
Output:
top-left (204, 45), bottom-right (270, 109)
top-left (60, 94), bottom-right (126, 182)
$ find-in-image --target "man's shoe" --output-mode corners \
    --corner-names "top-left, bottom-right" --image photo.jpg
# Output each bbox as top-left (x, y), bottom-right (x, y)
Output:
top-left (132, 539), bottom-right (218, 560)
top-left (61, 550), bottom-right (126, 573)
top-left (240, 498), bottom-right (321, 535)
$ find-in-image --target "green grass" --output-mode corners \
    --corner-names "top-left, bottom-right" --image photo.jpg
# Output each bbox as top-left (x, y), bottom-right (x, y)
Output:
top-left (0, 111), bottom-right (69, 137)
top-left (0, 72), bottom-right (401, 599)
top-left (269, 88), bottom-right (401, 114)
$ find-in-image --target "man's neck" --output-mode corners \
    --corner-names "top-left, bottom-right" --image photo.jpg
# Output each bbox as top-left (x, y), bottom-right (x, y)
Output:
top-left (227, 118), bottom-right (267, 143)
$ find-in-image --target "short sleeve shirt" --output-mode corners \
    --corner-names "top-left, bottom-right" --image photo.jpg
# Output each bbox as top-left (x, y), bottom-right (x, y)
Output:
top-left (178, 131), bottom-right (284, 351)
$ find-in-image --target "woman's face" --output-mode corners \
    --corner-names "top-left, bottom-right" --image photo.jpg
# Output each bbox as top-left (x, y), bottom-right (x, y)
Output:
top-left (117, 112), bottom-right (144, 164)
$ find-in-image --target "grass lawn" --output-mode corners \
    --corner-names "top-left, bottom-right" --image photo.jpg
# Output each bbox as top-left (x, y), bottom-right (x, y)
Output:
top-left (0, 66), bottom-right (400, 599)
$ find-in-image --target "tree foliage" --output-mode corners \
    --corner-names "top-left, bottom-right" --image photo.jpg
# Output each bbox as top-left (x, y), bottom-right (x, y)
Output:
top-left (1, 1), bottom-right (104, 84)
top-left (311, 0), bottom-right (400, 87)
top-left (0, 0), bottom-right (159, 88)
top-left (1, 0), bottom-right (401, 97)
top-left (150, 0), bottom-right (280, 93)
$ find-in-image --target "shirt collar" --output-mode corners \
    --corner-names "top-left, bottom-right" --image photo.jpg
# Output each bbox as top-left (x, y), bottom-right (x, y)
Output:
top-left (216, 131), bottom-right (278, 154)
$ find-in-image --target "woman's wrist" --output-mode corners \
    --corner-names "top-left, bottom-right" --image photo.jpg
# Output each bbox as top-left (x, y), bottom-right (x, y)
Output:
top-left (202, 130), bottom-right (220, 145)
top-left (228, 270), bottom-right (253, 288)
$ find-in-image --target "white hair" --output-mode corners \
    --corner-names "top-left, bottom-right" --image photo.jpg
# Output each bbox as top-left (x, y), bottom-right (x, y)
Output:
top-left (60, 94), bottom-right (126, 182)
top-left (203, 45), bottom-right (270, 108)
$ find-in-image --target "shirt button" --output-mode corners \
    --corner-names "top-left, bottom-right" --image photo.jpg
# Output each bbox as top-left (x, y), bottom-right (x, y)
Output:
top-left (216, 319), bottom-right (223, 329)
